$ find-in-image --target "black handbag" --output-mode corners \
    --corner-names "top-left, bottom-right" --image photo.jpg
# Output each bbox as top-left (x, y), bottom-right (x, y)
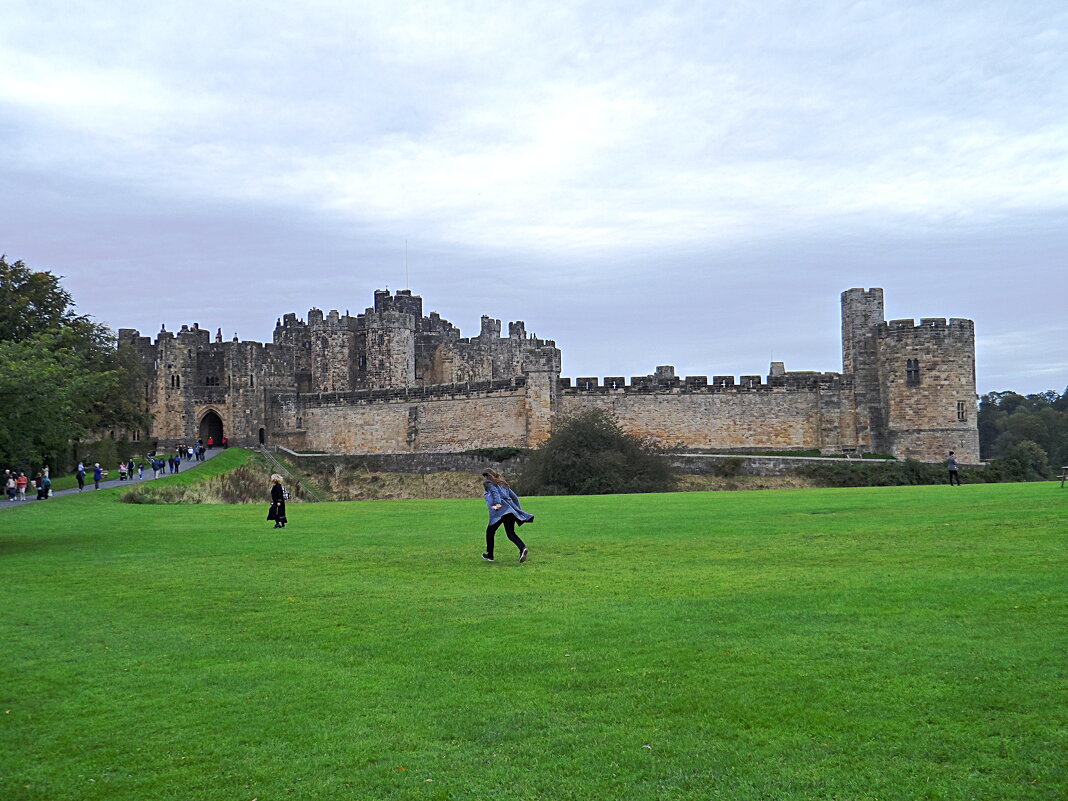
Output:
top-left (267, 503), bottom-right (278, 521)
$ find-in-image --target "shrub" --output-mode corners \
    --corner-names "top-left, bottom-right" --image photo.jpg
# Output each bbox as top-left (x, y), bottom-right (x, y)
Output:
top-left (518, 409), bottom-right (675, 496)
top-left (463, 447), bottom-right (529, 462)
top-left (712, 457), bottom-right (745, 478)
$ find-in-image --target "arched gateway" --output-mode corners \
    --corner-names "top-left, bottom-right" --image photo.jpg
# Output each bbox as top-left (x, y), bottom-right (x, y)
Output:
top-left (199, 410), bottom-right (224, 445)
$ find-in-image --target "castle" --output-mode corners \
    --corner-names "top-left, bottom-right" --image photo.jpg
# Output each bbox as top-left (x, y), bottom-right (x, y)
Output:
top-left (118, 287), bottom-right (980, 463)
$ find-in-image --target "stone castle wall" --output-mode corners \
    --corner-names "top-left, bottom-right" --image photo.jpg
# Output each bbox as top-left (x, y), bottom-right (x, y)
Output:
top-left (122, 287), bottom-right (981, 463)
top-left (268, 381), bottom-right (532, 454)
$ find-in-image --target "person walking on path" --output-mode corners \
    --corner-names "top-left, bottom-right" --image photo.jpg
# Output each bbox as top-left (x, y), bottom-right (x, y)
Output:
top-left (480, 469), bottom-right (532, 563)
top-left (76, 462), bottom-right (86, 491)
top-left (93, 463), bottom-right (102, 489)
top-left (947, 451), bottom-right (961, 486)
top-left (6, 473), bottom-right (15, 502)
top-left (268, 474), bottom-right (288, 529)
top-left (16, 472), bottom-right (27, 501)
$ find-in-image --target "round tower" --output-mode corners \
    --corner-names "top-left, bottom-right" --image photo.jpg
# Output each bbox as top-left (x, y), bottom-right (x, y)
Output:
top-left (841, 288), bottom-right (887, 453)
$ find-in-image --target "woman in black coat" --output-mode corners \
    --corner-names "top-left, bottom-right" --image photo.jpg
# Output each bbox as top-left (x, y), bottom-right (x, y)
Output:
top-left (268, 474), bottom-right (288, 529)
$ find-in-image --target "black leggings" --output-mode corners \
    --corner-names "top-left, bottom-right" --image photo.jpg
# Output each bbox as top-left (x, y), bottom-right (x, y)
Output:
top-left (486, 513), bottom-right (526, 557)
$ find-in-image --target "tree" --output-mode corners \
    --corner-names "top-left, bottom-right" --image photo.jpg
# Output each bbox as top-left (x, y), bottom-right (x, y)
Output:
top-left (1003, 440), bottom-right (1051, 480)
top-left (0, 257), bottom-right (76, 342)
top-left (518, 409), bottom-right (676, 495)
top-left (978, 388), bottom-right (1068, 468)
top-left (0, 256), bottom-right (149, 471)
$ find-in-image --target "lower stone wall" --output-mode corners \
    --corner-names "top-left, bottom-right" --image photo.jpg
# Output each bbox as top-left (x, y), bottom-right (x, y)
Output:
top-left (279, 448), bottom-right (519, 475)
top-left (291, 391), bottom-right (531, 454)
top-left (887, 427), bottom-right (981, 464)
top-left (669, 453), bottom-right (893, 476)
top-left (278, 448), bottom-right (892, 478)
top-left (559, 390), bottom-right (831, 451)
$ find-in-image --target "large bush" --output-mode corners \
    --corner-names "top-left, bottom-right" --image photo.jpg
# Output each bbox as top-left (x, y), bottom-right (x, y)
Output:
top-left (518, 409), bottom-right (675, 496)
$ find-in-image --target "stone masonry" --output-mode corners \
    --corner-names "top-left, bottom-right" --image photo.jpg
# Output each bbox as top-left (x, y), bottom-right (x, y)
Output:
top-left (118, 287), bottom-right (980, 463)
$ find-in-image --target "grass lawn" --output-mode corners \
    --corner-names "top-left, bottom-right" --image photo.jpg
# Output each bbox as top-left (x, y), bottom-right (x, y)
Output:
top-left (1, 472), bottom-right (1065, 800)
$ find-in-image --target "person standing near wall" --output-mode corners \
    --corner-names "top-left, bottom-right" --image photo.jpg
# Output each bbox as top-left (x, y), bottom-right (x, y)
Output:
top-left (268, 474), bottom-right (288, 529)
top-left (947, 451), bottom-right (961, 486)
top-left (481, 469), bottom-right (532, 563)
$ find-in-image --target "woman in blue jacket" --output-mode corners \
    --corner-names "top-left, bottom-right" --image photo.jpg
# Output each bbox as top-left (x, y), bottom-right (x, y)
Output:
top-left (481, 470), bottom-right (532, 563)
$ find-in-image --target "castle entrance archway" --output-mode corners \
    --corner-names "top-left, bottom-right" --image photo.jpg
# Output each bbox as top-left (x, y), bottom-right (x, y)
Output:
top-left (199, 410), bottom-right (224, 445)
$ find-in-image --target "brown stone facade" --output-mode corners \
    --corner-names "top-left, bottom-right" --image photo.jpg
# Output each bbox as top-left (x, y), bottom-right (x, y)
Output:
top-left (119, 287), bottom-right (980, 464)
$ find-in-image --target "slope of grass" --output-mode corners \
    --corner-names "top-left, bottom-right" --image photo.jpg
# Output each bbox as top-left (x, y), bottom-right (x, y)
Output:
top-left (1, 482), bottom-right (1065, 800)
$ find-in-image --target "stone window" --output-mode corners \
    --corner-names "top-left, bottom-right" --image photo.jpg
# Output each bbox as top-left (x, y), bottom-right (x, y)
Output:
top-left (957, 401), bottom-right (968, 422)
top-left (906, 359), bottom-right (920, 385)
top-left (249, 374), bottom-right (255, 388)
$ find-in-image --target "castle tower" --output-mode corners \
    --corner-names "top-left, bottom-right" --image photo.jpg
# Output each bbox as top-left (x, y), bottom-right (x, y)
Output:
top-left (309, 309), bottom-right (359, 393)
top-left (520, 343), bottom-right (562, 446)
top-left (841, 288), bottom-right (887, 453)
top-left (362, 290), bottom-right (417, 389)
top-left (876, 317), bottom-right (979, 462)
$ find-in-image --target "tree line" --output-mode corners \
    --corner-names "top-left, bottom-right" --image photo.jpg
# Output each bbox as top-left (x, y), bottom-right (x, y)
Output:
top-left (977, 389), bottom-right (1068, 479)
top-left (0, 256), bottom-right (148, 474)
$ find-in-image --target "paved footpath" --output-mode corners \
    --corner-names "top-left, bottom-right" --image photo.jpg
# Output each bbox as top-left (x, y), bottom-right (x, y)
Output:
top-left (0, 448), bottom-right (226, 510)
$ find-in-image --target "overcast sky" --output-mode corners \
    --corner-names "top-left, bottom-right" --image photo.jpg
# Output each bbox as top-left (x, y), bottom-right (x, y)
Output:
top-left (2, 1), bottom-right (1066, 394)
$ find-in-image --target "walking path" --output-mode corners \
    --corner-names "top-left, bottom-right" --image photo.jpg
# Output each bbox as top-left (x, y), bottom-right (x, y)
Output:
top-left (0, 448), bottom-right (226, 510)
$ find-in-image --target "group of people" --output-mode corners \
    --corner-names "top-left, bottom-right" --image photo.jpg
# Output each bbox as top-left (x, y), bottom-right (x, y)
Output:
top-left (4, 469), bottom-right (50, 501)
top-left (11, 445), bottom-right (217, 500)
top-left (176, 442), bottom-right (208, 464)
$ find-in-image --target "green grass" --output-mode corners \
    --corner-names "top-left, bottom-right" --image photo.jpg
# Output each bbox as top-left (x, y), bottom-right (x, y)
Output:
top-left (1, 477), bottom-right (1065, 800)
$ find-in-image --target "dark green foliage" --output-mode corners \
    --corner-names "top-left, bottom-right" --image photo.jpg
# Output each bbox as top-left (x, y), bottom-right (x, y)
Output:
top-left (518, 409), bottom-right (675, 495)
top-left (712, 457), bottom-right (745, 477)
top-left (799, 458), bottom-right (948, 487)
top-left (75, 438), bottom-right (136, 472)
top-left (0, 256), bottom-right (149, 472)
top-left (463, 446), bottom-right (529, 461)
top-left (800, 452), bottom-right (1054, 487)
top-left (978, 388), bottom-right (1068, 467)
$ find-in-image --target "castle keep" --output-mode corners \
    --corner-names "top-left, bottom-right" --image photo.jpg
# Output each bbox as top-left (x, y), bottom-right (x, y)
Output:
top-left (119, 287), bottom-right (980, 463)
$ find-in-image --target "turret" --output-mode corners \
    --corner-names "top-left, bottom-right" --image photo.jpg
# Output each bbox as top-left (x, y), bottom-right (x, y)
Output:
top-left (841, 287), bottom-right (887, 453)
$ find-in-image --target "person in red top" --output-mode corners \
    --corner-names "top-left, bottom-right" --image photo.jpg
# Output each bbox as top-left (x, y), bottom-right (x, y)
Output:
top-left (16, 473), bottom-right (28, 501)
top-left (207, 436), bottom-right (214, 449)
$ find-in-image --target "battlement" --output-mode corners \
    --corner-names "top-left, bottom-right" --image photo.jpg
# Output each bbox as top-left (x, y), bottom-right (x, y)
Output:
top-left (374, 288), bottom-right (423, 318)
top-left (560, 371), bottom-right (843, 394)
top-left (883, 317), bottom-right (974, 332)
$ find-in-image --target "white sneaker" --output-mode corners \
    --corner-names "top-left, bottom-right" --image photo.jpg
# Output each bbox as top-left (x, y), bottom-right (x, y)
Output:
top-left (519, 548), bottom-right (529, 563)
